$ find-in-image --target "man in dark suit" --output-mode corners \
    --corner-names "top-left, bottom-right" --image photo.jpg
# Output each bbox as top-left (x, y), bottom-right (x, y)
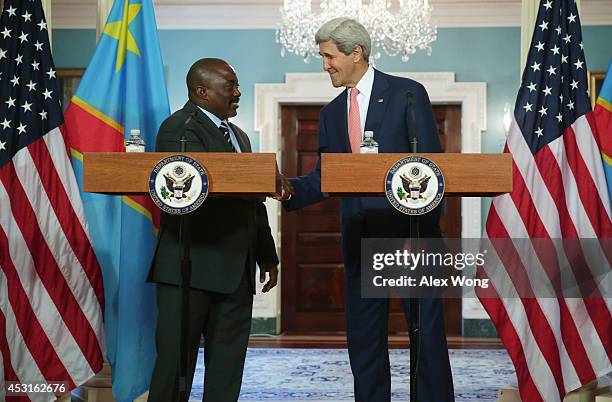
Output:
top-left (279, 18), bottom-right (454, 402)
top-left (148, 58), bottom-right (279, 402)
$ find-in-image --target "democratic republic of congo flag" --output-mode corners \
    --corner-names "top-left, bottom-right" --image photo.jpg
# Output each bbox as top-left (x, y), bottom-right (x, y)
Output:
top-left (62, 0), bottom-right (170, 400)
top-left (591, 61), bottom-right (612, 201)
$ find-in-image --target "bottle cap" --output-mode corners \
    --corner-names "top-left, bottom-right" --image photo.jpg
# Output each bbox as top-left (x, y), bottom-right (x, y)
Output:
top-left (130, 129), bottom-right (140, 137)
top-left (364, 130), bottom-right (373, 138)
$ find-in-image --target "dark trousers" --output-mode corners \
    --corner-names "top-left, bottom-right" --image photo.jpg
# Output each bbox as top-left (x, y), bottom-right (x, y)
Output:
top-left (148, 270), bottom-right (253, 402)
top-left (344, 278), bottom-right (455, 402)
top-left (342, 212), bottom-right (455, 402)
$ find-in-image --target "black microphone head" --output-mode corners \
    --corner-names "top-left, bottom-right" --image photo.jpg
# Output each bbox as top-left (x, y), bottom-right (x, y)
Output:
top-left (404, 90), bottom-right (418, 152)
top-left (405, 90), bottom-right (414, 105)
top-left (184, 110), bottom-right (197, 126)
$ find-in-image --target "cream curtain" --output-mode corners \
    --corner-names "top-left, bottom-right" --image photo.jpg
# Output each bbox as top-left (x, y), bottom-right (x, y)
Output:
top-left (42, 0), bottom-right (52, 43)
top-left (97, 0), bottom-right (114, 42)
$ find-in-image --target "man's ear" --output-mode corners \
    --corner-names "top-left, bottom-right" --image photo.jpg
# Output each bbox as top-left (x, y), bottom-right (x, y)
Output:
top-left (352, 45), bottom-right (364, 63)
top-left (196, 85), bottom-right (208, 101)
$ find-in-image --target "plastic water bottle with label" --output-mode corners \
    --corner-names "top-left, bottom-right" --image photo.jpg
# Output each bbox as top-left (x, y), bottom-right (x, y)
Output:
top-left (360, 131), bottom-right (378, 154)
top-left (125, 129), bottom-right (145, 152)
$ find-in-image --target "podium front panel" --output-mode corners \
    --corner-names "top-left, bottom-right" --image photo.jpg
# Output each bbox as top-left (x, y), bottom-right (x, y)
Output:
top-left (321, 153), bottom-right (512, 196)
top-left (83, 152), bottom-right (278, 195)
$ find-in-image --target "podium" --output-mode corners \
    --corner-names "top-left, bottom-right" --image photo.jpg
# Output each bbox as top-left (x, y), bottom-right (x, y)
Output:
top-left (80, 151), bottom-right (280, 402)
top-left (83, 152), bottom-right (280, 195)
top-left (321, 152), bottom-right (512, 402)
top-left (321, 153), bottom-right (512, 195)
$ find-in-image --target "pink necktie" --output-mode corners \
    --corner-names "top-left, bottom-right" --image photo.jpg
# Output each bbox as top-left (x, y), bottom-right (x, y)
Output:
top-left (348, 88), bottom-right (361, 153)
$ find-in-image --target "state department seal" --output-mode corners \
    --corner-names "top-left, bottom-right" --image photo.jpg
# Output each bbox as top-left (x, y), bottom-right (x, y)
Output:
top-left (149, 155), bottom-right (209, 215)
top-left (385, 156), bottom-right (445, 215)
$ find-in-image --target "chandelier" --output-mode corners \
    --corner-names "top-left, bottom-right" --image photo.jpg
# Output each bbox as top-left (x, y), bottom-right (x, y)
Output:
top-left (276, 0), bottom-right (437, 63)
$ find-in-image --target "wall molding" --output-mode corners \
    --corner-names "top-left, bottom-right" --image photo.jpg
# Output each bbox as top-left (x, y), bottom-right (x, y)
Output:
top-left (51, 0), bottom-right (612, 29)
top-left (253, 71), bottom-right (488, 324)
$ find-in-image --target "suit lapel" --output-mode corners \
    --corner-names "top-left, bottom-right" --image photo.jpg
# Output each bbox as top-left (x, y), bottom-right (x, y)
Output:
top-left (364, 69), bottom-right (390, 135)
top-left (185, 101), bottom-right (236, 152)
top-left (334, 89), bottom-right (351, 152)
top-left (229, 122), bottom-right (251, 153)
top-left (184, 101), bottom-right (220, 145)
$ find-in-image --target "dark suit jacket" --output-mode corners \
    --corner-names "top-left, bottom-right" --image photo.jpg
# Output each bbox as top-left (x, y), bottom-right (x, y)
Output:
top-left (286, 69), bottom-right (442, 242)
top-left (149, 101), bottom-right (279, 294)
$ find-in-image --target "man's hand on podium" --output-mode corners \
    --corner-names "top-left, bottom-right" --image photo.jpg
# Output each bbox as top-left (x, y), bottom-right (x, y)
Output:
top-left (273, 174), bottom-right (294, 201)
top-left (260, 263), bottom-right (279, 293)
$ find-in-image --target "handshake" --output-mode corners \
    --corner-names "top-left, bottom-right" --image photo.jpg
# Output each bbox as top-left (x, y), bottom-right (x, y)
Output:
top-left (273, 174), bottom-right (294, 201)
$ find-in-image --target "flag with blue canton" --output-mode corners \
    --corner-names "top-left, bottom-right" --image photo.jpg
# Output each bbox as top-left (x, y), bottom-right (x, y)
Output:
top-left (0, 0), bottom-right (106, 399)
top-left (63, 0), bottom-right (170, 400)
top-left (514, 0), bottom-right (591, 152)
top-left (0, 2), bottom-right (63, 166)
top-left (478, 1), bottom-right (612, 401)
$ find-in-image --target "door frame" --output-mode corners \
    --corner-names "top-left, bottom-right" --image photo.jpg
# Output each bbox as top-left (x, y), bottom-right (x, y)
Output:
top-left (253, 72), bottom-right (487, 331)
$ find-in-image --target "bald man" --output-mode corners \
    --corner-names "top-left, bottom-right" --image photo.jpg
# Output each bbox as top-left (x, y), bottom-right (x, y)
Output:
top-left (148, 58), bottom-right (279, 402)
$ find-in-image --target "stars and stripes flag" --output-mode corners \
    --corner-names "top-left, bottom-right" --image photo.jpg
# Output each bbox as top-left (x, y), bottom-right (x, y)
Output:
top-left (477, 0), bottom-right (611, 401)
top-left (0, 0), bottom-right (105, 401)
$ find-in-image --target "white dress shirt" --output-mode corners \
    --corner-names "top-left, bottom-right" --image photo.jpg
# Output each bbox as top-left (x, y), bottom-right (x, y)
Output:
top-left (197, 106), bottom-right (242, 152)
top-left (346, 65), bottom-right (375, 140)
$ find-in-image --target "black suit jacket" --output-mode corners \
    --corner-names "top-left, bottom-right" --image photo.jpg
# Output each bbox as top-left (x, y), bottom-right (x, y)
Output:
top-left (149, 101), bottom-right (278, 294)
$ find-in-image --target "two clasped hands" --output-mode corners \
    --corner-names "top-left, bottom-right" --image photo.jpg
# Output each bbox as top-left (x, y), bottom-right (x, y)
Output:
top-left (273, 174), bottom-right (295, 202)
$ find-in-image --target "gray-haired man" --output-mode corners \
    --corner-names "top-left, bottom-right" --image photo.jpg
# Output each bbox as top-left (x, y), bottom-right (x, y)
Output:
top-left (281, 18), bottom-right (455, 402)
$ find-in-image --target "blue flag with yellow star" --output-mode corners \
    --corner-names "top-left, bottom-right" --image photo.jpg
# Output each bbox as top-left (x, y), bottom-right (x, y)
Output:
top-left (63, 0), bottom-right (169, 400)
top-left (593, 61), bottom-right (612, 201)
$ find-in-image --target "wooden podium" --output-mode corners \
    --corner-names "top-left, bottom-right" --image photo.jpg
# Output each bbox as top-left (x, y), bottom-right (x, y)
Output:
top-left (321, 153), bottom-right (512, 196)
top-left (78, 151), bottom-right (279, 402)
top-left (83, 152), bottom-right (280, 195)
top-left (321, 152), bottom-right (512, 402)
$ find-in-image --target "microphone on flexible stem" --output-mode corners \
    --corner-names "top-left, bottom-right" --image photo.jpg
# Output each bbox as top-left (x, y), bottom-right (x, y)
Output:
top-left (180, 110), bottom-right (197, 152)
top-left (177, 108), bottom-right (197, 401)
top-left (405, 91), bottom-right (418, 154)
top-left (405, 89), bottom-right (420, 402)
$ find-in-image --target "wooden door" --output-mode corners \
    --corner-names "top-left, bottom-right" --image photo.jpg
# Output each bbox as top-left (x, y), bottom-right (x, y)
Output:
top-left (280, 104), bottom-right (463, 335)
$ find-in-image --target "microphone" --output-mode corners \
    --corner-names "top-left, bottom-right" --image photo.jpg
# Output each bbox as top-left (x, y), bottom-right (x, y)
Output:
top-left (405, 91), bottom-right (418, 153)
top-left (405, 89), bottom-right (421, 402)
top-left (180, 110), bottom-right (197, 152)
top-left (184, 109), bottom-right (197, 126)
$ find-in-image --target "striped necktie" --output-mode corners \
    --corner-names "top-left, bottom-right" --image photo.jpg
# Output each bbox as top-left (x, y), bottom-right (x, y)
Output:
top-left (220, 121), bottom-right (237, 152)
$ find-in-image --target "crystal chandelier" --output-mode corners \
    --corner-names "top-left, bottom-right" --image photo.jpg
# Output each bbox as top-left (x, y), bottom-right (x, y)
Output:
top-left (276, 0), bottom-right (437, 63)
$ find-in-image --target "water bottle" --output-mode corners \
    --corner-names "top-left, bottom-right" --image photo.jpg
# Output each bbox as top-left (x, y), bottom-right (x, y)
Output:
top-left (360, 131), bottom-right (378, 154)
top-left (125, 129), bottom-right (145, 152)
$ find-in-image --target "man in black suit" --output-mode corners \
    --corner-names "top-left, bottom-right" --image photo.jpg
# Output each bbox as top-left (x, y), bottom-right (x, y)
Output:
top-left (148, 58), bottom-right (279, 402)
top-left (279, 18), bottom-right (454, 402)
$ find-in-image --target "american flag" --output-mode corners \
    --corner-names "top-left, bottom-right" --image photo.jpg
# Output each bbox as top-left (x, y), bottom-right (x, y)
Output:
top-left (0, 1), bottom-right (105, 400)
top-left (477, 0), bottom-right (611, 401)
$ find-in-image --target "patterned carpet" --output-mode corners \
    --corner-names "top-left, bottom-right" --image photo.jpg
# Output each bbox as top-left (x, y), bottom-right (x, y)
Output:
top-left (189, 348), bottom-right (517, 402)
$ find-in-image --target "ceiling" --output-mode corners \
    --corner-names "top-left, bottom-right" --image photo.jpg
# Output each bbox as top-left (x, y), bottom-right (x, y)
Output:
top-left (51, 0), bottom-right (612, 29)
